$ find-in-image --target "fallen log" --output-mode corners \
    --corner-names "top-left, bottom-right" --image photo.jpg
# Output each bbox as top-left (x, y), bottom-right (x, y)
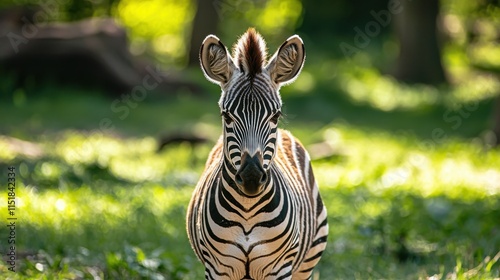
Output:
top-left (0, 6), bottom-right (201, 96)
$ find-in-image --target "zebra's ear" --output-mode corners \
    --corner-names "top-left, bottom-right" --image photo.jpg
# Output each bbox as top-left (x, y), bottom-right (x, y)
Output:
top-left (266, 35), bottom-right (305, 86)
top-left (200, 35), bottom-right (236, 85)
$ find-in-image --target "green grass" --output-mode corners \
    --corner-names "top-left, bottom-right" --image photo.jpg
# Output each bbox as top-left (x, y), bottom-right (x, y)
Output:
top-left (0, 128), bottom-right (499, 279)
top-left (0, 59), bottom-right (499, 279)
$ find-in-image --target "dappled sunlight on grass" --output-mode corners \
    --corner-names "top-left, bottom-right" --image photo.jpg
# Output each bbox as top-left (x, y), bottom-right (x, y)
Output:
top-left (304, 124), bottom-right (500, 277)
top-left (338, 67), bottom-right (439, 111)
top-left (0, 183), bottom-right (202, 278)
top-left (335, 61), bottom-right (500, 111)
top-left (0, 125), bottom-right (499, 278)
top-left (450, 74), bottom-right (500, 104)
top-left (18, 185), bottom-right (130, 230)
top-left (49, 131), bottom-right (210, 183)
top-left (0, 124), bottom-right (500, 279)
top-left (0, 136), bottom-right (43, 161)
top-left (0, 138), bottom-right (17, 161)
top-left (55, 132), bottom-right (154, 166)
top-left (313, 125), bottom-right (500, 199)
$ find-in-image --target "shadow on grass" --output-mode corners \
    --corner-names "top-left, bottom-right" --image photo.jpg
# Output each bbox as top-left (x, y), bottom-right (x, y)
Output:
top-left (0, 182), bottom-right (204, 279)
top-left (0, 179), bottom-right (498, 279)
top-left (318, 186), bottom-right (500, 279)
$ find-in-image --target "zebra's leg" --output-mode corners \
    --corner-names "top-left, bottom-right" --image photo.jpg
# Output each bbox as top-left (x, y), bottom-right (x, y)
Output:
top-left (292, 205), bottom-right (329, 279)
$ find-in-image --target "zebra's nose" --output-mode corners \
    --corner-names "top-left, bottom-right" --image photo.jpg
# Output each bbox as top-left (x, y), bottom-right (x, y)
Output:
top-left (235, 152), bottom-right (267, 195)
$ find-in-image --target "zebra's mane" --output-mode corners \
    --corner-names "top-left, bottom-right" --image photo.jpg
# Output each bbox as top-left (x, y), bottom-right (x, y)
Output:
top-left (233, 28), bottom-right (267, 79)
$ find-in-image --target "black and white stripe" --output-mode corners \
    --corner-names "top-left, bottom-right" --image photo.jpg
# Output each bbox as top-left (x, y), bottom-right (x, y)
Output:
top-left (187, 28), bottom-right (328, 280)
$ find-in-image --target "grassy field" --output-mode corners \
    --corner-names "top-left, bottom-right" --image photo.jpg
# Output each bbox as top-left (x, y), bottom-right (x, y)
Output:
top-left (0, 59), bottom-right (499, 279)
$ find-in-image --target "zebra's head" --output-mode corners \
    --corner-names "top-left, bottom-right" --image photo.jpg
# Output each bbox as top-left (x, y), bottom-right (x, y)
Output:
top-left (199, 28), bottom-right (305, 196)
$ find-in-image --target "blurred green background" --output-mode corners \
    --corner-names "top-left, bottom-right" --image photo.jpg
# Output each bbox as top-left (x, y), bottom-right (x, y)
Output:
top-left (0, 0), bottom-right (499, 279)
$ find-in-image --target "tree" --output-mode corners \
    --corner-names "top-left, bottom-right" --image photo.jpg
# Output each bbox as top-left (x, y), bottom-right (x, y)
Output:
top-left (393, 0), bottom-right (447, 85)
top-left (494, 97), bottom-right (500, 146)
top-left (188, 0), bottom-right (219, 67)
top-left (0, 7), bottom-right (202, 97)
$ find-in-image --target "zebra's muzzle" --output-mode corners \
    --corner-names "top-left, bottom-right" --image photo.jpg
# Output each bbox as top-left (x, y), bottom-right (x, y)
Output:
top-left (235, 152), bottom-right (267, 195)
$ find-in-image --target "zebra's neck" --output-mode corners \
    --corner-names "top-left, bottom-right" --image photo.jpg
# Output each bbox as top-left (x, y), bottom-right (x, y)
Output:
top-left (220, 155), bottom-right (276, 209)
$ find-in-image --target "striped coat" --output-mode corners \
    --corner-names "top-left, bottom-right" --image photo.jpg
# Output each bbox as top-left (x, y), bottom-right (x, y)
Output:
top-left (187, 28), bottom-right (328, 280)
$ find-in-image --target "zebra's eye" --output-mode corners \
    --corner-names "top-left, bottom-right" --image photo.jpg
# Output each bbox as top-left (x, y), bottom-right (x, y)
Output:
top-left (270, 111), bottom-right (282, 124)
top-left (221, 112), bottom-right (233, 125)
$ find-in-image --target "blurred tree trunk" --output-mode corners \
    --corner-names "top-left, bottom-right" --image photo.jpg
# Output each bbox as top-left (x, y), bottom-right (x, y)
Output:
top-left (0, 8), bottom-right (202, 97)
top-left (393, 0), bottom-right (447, 85)
top-left (494, 96), bottom-right (500, 146)
top-left (188, 0), bottom-right (219, 67)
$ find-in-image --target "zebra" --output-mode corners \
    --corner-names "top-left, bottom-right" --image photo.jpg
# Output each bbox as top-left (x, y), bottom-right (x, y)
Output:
top-left (186, 28), bottom-right (328, 280)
